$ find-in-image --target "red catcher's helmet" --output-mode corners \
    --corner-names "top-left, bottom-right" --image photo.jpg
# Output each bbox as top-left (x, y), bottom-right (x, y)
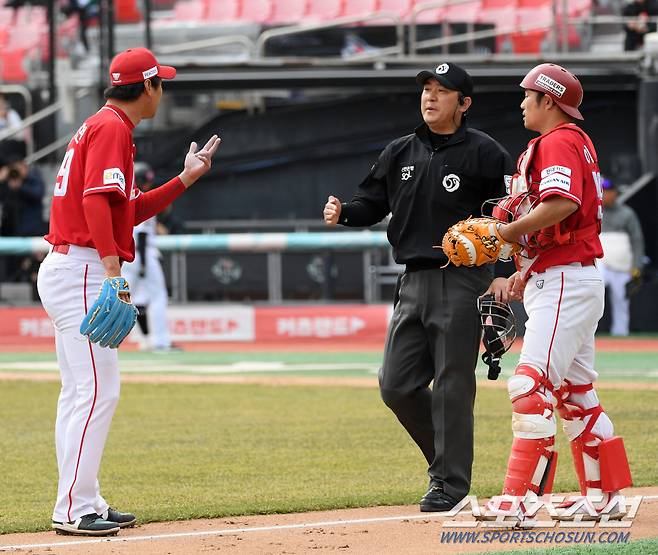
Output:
top-left (520, 63), bottom-right (584, 121)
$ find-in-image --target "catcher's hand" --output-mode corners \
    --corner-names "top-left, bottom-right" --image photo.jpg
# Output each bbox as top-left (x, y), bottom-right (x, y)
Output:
top-left (625, 268), bottom-right (643, 298)
top-left (80, 277), bottom-right (139, 349)
top-left (441, 217), bottom-right (521, 267)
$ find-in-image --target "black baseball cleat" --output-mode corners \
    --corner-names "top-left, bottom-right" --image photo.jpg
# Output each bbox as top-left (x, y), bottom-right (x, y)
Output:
top-left (52, 513), bottom-right (120, 536)
top-left (420, 480), bottom-right (460, 512)
top-left (100, 507), bottom-right (136, 528)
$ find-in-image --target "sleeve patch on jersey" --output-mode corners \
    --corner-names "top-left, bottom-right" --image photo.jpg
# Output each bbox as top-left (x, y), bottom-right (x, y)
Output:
top-left (539, 174), bottom-right (571, 192)
top-left (540, 165), bottom-right (572, 179)
top-left (103, 168), bottom-right (126, 188)
top-left (504, 175), bottom-right (512, 193)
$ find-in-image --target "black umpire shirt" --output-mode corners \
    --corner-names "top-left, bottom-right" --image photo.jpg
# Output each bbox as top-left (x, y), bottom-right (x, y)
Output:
top-left (339, 121), bottom-right (514, 268)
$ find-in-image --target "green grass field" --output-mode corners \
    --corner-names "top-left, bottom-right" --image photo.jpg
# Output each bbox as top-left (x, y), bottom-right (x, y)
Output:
top-left (0, 347), bottom-right (656, 540)
top-left (489, 538), bottom-right (658, 555)
top-left (0, 349), bottom-right (656, 380)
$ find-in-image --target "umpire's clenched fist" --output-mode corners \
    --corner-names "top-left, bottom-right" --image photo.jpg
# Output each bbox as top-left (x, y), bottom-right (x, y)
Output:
top-left (324, 195), bottom-right (342, 226)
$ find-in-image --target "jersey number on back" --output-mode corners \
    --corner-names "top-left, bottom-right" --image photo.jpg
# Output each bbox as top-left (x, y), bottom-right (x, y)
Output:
top-left (54, 149), bottom-right (74, 197)
top-left (592, 170), bottom-right (603, 221)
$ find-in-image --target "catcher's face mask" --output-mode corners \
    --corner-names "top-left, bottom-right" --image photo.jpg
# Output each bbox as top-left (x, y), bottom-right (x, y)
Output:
top-left (482, 192), bottom-right (541, 257)
top-left (482, 192), bottom-right (540, 225)
top-left (477, 293), bottom-right (517, 380)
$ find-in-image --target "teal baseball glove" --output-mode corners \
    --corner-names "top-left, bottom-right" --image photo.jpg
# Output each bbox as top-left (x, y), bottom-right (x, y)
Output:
top-left (80, 277), bottom-right (139, 349)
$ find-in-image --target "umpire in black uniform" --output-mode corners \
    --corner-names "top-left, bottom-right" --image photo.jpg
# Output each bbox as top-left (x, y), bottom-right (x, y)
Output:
top-left (324, 63), bottom-right (514, 511)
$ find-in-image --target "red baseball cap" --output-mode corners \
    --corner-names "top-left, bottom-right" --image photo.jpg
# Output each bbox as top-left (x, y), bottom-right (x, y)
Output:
top-left (109, 47), bottom-right (176, 86)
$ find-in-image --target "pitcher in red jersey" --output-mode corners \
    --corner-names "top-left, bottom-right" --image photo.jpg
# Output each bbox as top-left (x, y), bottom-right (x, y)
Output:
top-left (37, 47), bottom-right (220, 536)
top-left (483, 63), bottom-right (632, 523)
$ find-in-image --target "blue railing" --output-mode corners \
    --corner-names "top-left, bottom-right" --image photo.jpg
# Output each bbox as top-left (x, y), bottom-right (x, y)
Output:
top-left (0, 232), bottom-right (390, 255)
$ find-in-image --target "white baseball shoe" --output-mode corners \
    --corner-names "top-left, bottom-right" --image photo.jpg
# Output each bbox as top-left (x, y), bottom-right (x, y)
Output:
top-left (52, 513), bottom-right (120, 536)
top-left (554, 495), bottom-right (627, 521)
top-left (476, 495), bottom-right (529, 526)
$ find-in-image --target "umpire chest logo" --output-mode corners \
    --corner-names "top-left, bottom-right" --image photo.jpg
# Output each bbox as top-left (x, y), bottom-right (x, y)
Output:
top-left (401, 165), bottom-right (415, 181)
top-left (442, 173), bottom-right (460, 192)
top-left (536, 279), bottom-right (544, 289)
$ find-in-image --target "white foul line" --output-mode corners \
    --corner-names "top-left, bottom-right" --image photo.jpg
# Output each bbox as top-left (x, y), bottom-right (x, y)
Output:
top-left (0, 512), bottom-right (450, 551)
top-left (2, 497), bottom-right (656, 551)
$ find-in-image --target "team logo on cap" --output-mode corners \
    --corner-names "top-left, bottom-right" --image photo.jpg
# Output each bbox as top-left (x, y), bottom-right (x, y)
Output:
top-left (442, 173), bottom-right (460, 192)
top-left (436, 63), bottom-right (449, 74)
top-left (535, 73), bottom-right (566, 98)
top-left (112, 72), bottom-right (121, 82)
top-left (142, 66), bottom-right (158, 79)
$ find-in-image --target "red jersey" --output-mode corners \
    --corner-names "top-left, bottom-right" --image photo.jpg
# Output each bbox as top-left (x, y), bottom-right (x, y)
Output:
top-left (45, 105), bottom-right (139, 261)
top-left (514, 123), bottom-right (603, 274)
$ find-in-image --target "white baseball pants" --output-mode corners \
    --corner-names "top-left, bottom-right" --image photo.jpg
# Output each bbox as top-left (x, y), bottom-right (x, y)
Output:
top-left (37, 246), bottom-right (118, 523)
top-left (519, 263), bottom-right (613, 440)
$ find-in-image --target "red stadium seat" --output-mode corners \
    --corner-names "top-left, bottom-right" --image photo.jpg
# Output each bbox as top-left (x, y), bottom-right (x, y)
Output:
top-left (0, 8), bottom-right (13, 25)
top-left (444, 0), bottom-right (481, 23)
top-left (411, 0), bottom-right (444, 23)
top-left (559, 0), bottom-right (591, 48)
top-left (8, 20), bottom-right (43, 51)
top-left (343, 0), bottom-right (379, 18)
top-left (115, 0), bottom-right (142, 23)
top-left (206, 0), bottom-right (240, 21)
top-left (0, 47), bottom-right (29, 82)
top-left (481, 0), bottom-right (516, 8)
top-left (517, 0), bottom-right (549, 7)
top-left (568, 0), bottom-right (592, 16)
top-left (174, 0), bottom-right (206, 21)
top-left (268, 0), bottom-right (308, 24)
top-left (511, 5), bottom-right (553, 52)
top-left (478, 6), bottom-right (516, 51)
top-left (306, 0), bottom-right (344, 21)
top-left (239, 0), bottom-right (274, 22)
top-left (378, 0), bottom-right (414, 19)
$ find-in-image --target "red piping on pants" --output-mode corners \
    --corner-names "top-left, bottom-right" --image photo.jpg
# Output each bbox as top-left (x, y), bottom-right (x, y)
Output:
top-left (66, 264), bottom-right (99, 522)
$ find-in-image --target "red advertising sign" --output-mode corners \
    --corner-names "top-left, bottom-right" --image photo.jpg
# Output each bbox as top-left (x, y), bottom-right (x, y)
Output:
top-left (255, 305), bottom-right (389, 344)
top-left (0, 304), bottom-right (390, 347)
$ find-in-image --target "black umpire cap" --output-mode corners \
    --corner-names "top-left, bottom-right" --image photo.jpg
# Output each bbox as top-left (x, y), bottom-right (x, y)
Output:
top-left (416, 62), bottom-right (474, 98)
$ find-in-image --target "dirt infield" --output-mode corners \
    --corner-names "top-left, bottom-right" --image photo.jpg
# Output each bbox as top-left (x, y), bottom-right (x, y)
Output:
top-left (1, 371), bottom-right (657, 391)
top-left (1, 488), bottom-right (657, 554)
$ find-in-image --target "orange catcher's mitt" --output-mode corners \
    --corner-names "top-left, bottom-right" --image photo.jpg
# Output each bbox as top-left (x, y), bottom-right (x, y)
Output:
top-left (441, 217), bottom-right (521, 267)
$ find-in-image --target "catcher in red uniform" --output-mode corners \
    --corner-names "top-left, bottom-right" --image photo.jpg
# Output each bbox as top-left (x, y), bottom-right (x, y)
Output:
top-left (444, 63), bottom-right (632, 524)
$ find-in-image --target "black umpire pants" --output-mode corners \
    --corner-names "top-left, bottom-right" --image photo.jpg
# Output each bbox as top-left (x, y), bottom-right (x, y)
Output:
top-left (379, 265), bottom-right (492, 502)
